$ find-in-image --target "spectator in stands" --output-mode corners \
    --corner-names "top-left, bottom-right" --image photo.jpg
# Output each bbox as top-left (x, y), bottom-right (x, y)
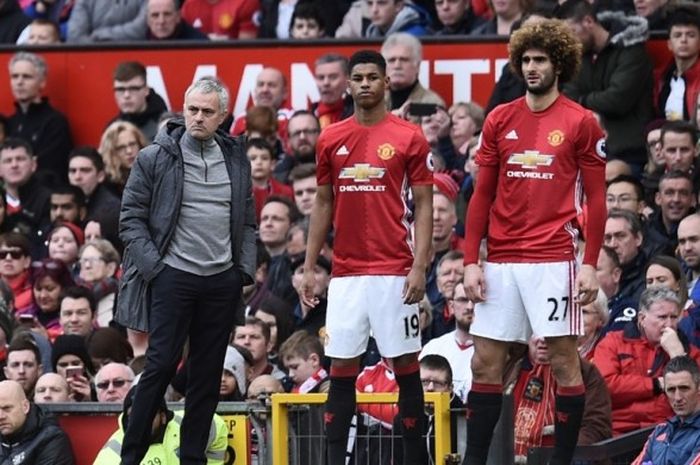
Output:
top-left (654, 5), bottom-right (700, 121)
top-left (58, 286), bottom-right (96, 338)
top-left (244, 105), bottom-right (285, 161)
top-left (507, 335), bottom-right (611, 462)
top-left (0, 138), bottom-right (51, 238)
top-left (289, 163), bottom-right (317, 217)
top-left (94, 387), bottom-right (227, 465)
top-left (290, 253), bottom-right (331, 337)
top-left (94, 362), bottom-right (134, 403)
top-left (47, 222), bottom-right (83, 270)
top-left (67, 0), bottom-right (147, 43)
top-left (594, 286), bottom-right (700, 434)
top-left (558, 0), bottom-right (654, 172)
top-left (98, 121), bottom-right (148, 195)
top-left (578, 290), bottom-right (608, 359)
top-left (77, 239), bottom-right (119, 327)
top-left (246, 373), bottom-right (284, 399)
top-left (0, 0), bottom-right (30, 43)
top-left (606, 174), bottom-right (646, 217)
top-left (4, 334), bottom-right (42, 397)
top-left (430, 250), bottom-right (464, 338)
top-left (646, 255), bottom-right (689, 309)
top-left (232, 317), bottom-right (286, 381)
top-left (0, 380), bottom-right (75, 464)
top-left (641, 119), bottom-right (667, 204)
top-left (21, 0), bottom-right (72, 40)
top-left (33, 372), bottom-right (71, 403)
top-left (274, 111), bottom-right (321, 183)
top-left (220, 345), bottom-right (251, 401)
top-left (252, 294), bottom-right (295, 362)
top-left (260, 196), bottom-right (301, 303)
top-left (597, 245), bottom-right (638, 335)
top-left (289, 2), bottom-right (325, 38)
top-left (231, 67), bottom-right (294, 142)
top-left (146, 0), bottom-right (208, 40)
top-left (181, 0), bottom-right (259, 40)
top-left (420, 108), bottom-right (451, 170)
top-left (471, 0), bottom-right (532, 35)
top-left (68, 147), bottom-right (121, 248)
top-left (0, 232), bottom-right (32, 313)
top-left (87, 327), bottom-right (134, 371)
top-left (604, 209), bottom-right (648, 305)
top-left (20, 18), bottom-right (61, 44)
top-left (364, 0), bottom-right (431, 37)
top-left (660, 120), bottom-right (700, 189)
top-left (52, 333), bottom-right (94, 402)
top-left (420, 282), bottom-right (474, 402)
top-left (7, 52), bottom-right (72, 185)
top-left (634, 0), bottom-right (669, 31)
top-left (109, 62), bottom-right (167, 143)
top-left (312, 53), bottom-right (353, 129)
top-left (381, 33), bottom-right (445, 113)
top-left (448, 102), bottom-right (483, 165)
top-left (48, 185), bottom-right (85, 228)
top-left (23, 258), bottom-right (74, 341)
top-left (632, 355), bottom-right (700, 465)
top-left (280, 330), bottom-right (329, 392)
top-left (435, 0), bottom-right (486, 35)
top-left (605, 159), bottom-right (633, 183)
top-left (678, 213), bottom-right (700, 293)
top-left (247, 138), bottom-right (293, 221)
top-left (646, 171), bottom-right (696, 255)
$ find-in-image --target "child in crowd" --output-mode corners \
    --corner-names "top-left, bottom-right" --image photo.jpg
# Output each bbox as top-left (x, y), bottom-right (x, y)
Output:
top-left (279, 330), bottom-right (328, 393)
top-left (289, 3), bottom-right (326, 39)
top-left (246, 138), bottom-right (293, 221)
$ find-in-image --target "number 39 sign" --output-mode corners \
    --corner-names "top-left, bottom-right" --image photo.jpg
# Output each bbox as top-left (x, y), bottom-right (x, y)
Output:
top-left (220, 415), bottom-right (251, 465)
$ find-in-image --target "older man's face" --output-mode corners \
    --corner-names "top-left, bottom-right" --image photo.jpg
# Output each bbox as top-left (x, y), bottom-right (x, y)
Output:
top-left (183, 89), bottom-right (226, 140)
top-left (147, 0), bottom-right (180, 39)
top-left (384, 44), bottom-right (419, 91)
top-left (95, 364), bottom-right (133, 403)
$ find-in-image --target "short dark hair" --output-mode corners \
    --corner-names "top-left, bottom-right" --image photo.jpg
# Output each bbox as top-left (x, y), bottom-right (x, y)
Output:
top-left (664, 355), bottom-right (700, 386)
top-left (315, 53), bottom-right (349, 75)
top-left (668, 4), bottom-right (700, 32)
top-left (237, 316), bottom-right (271, 343)
top-left (420, 354), bottom-right (453, 384)
top-left (263, 195), bottom-right (303, 224)
top-left (69, 146), bottom-right (105, 172)
top-left (599, 244), bottom-right (621, 269)
top-left (51, 184), bottom-right (87, 209)
top-left (60, 286), bottom-right (97, 315)
top-left (290, 2), bottom-right (326, 32)
top-left (349, 50), bottom-right (387, 76)
top-left (289, 162), bottom-right (316, 183)
top-left (113, 61), bottom-right (146, 82)
top-left (607, 174), bottom-right (644, 201)
top-left (279, 330), bottom-right (324, 362)
top-left (289, 109), bottom-right (321, 129)
top-left (8, 332), bottom-right (41, 365)
top-left (246, 138), bottom-right (275, 159)
top-left (607, 208), bottom-right (644, 236)
top-left (659, 170), bottom-right (694, 188)
top-left (556, 0), bottom-right (597, 23)
top-left (0, 137), bottom-right (34, 157)
top-left (0, 232), bottom-right (31, 256)
top-left (660, 120), bottom-right (699, 147)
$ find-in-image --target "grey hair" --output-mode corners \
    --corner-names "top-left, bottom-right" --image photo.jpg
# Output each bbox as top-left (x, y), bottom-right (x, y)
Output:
top-left (95, 363), bottom-right (135, 384)
top-left (639, 286), bottom-right (681, 314)
top-left (184, 76), bottom-right (229, 114)
top-left (9, 51), bottom-right (47, 79)
top-left (381, 32), bottom-right (422, 63)
top-left (315, 53), bottom-right (349, 75)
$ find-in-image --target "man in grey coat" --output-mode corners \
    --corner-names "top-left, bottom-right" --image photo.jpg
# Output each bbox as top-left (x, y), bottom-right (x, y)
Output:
top-left (117, 76), bottom-right (256, 465)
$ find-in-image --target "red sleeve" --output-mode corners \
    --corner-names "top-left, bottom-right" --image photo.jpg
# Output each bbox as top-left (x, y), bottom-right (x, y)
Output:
top-left (576, 114), bottom-right (607, 266)
top-left (474, 114), bottom-right (500, 167)
top-left (463, 164), bottom-right (498, 264)
top-left (230, 115), bottom-right (246, 136)
top-left (406, 129), bottom-right (433, 186)
top-left (235, 0), bottom-right (261, 36)
top-left (316, 132), bottom-right (332, 186)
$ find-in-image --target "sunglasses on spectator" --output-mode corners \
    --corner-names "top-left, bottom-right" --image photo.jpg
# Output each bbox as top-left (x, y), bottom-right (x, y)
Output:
top-left (0, 249), bottom-right (24, 259)
top-left (96, 378), bottom-right (133, 390)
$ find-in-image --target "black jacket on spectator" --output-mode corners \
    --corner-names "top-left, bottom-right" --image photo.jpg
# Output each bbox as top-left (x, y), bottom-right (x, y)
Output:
top-left (86, 183), bottom-right (122, 252)
top-left (0, 404), bottom-right (76, 465)
top-left (435, 10), bottom-right (487, 35)
top-left (618, 251), bottom-right (647, 306)
top-left (8, 98), bottom-right (73, 186)
top-left (7, 176), bottom-right (52, 259)
top-left (601, 293), bottom-right (638, 336)
top-left (563, 12), bottom-right (653, 166)
top-left (643, 210), bottom-right (679, 258)
top-left (486, 63), bottom-right (525, 114)
top-left (0, 0), bottom-right (31, 44)
top-left (109, 89), bottom-right (167, 142)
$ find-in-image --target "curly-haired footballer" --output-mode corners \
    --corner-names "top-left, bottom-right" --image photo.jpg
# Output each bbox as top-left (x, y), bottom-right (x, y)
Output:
top-left (462, 19), bottom-right (608, 465)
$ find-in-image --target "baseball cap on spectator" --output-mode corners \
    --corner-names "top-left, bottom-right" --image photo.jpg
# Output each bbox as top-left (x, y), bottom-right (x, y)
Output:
top-left (433, 173), bottom-right (459, 202)
top-left (52, 334), bottom-right (95, 375)
top-left (290, 253), bottom-right (331, 274)
top-left (223, 345), bottom-right (249, 396)
top-left (49, 222), bottom-right (85, 247)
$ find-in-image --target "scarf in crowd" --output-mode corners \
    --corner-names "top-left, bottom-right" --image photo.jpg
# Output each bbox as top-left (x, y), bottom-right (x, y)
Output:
top-left (294, 368), bottom-right (328, 393)
top-left (513, 362), bottom-right (556, 457)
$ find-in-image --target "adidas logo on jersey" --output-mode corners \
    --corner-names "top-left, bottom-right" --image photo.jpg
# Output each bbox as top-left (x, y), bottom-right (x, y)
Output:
top-left (505, 130), bottom-right (518, 140)
top-left (336, 145), bottom-right (349, 156)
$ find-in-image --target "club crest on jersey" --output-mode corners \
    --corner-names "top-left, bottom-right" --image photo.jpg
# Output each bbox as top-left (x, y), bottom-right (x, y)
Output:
top-left (507, 151), bottom-right (554, 169)
top-left (377, 143), bottom-right (395, 161)
top-left (547, 130), bottom-right (565, 147)
top-left (339, 163), bottom-right (386, 182)
top-left (596, 138), bottom-right (607, 159)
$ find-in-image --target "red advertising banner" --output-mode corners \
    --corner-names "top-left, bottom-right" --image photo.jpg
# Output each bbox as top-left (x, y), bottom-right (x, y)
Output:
top-left (0, 39), bottom-right (671, 146)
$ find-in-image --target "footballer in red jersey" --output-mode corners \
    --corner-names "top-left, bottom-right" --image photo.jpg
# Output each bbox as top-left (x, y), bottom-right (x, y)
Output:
top-left (299, 50), bottom-right (433, 465)
top-left (461, 20), bottom-right (607, 465)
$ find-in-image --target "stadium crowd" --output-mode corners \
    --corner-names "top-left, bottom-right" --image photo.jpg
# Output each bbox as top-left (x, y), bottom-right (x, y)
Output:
top-left (1, 0), bottom-right (700, 464)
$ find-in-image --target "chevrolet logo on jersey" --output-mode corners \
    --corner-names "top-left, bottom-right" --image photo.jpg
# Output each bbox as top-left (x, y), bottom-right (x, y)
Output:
top-left (507, 151), bottom-right (554, 169)
top-left (339, 164), bottom-right (386, 182)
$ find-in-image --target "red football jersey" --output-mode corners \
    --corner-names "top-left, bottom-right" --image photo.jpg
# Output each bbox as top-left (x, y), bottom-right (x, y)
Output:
top-left (475, 96), bottom-right (606, 263)
top-left (316, 114), bottom-right (433, 277)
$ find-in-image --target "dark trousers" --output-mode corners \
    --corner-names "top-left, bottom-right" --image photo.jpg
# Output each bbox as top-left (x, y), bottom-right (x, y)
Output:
top-left (120, 264), bottom-right (241, 465)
